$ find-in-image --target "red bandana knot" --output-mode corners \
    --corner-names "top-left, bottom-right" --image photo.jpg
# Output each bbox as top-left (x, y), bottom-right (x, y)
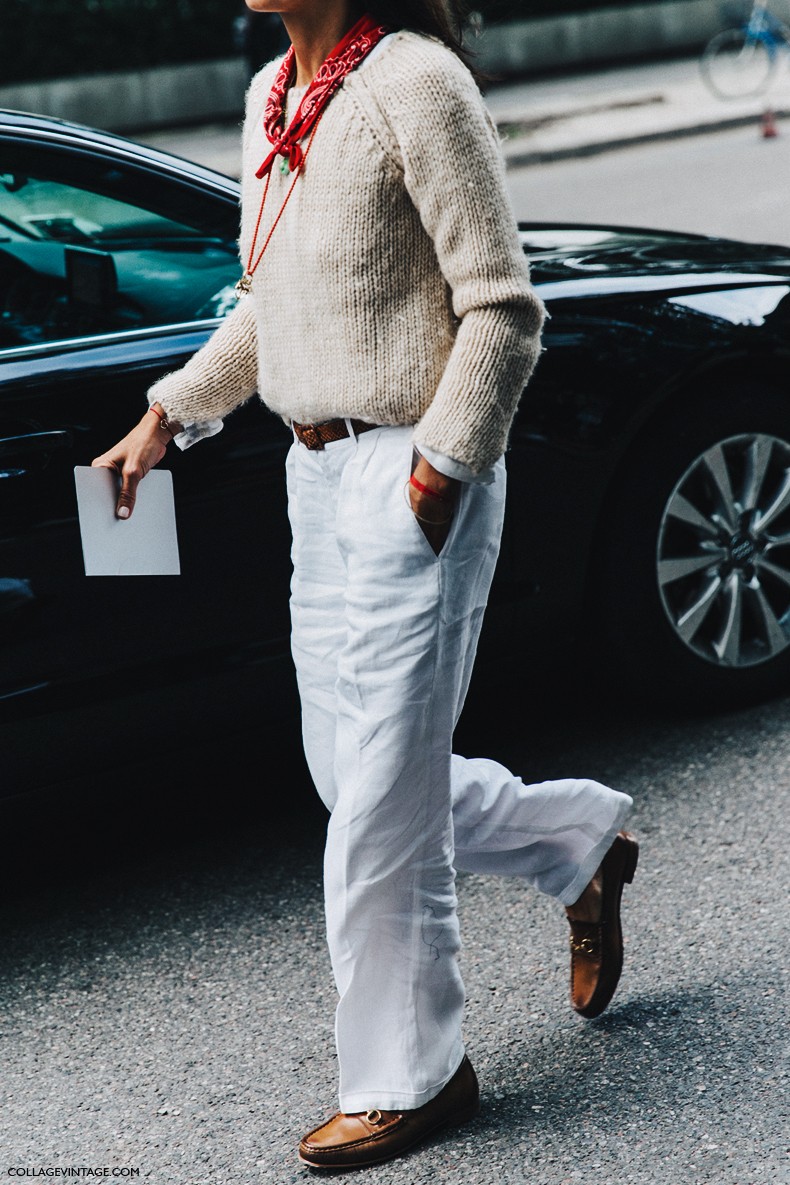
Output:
top-left (255, 13), bottom-right (389, 180)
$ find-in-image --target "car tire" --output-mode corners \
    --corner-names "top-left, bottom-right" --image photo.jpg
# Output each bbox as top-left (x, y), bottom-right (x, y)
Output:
top-left (590, 386), bottom-right (790, 712)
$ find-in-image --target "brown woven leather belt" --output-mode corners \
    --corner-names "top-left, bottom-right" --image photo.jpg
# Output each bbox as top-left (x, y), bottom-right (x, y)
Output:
top-left (292, 418), bottom-right (378, 450)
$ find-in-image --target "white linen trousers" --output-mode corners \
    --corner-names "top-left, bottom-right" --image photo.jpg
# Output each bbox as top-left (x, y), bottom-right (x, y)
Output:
top-left (286, 423), bottom-right (633, 1114)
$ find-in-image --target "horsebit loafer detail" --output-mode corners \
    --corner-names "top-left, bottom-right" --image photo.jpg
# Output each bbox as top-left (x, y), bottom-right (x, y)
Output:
top-left (568, 830), bottom-right (639, 1019)
top-left (298, 1055), bottom-right (480, 1169)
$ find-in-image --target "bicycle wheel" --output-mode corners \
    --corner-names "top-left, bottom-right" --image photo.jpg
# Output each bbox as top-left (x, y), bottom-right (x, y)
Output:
top-left (700, 27), bottom-right (778, 99)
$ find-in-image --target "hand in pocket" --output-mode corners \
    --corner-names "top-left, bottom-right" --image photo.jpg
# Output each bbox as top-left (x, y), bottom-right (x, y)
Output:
top-left (408, 450), bottom-right (460, 556)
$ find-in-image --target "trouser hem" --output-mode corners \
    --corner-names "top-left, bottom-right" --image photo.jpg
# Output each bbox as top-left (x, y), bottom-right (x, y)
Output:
top-left (338, 1044), bottom-right (467, 1114)
top-left (556, 794), bottom-right (634, 907)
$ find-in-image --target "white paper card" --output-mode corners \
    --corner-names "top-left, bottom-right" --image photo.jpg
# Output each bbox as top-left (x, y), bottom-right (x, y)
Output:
top-left (74, 466), bottom-right (181, 576)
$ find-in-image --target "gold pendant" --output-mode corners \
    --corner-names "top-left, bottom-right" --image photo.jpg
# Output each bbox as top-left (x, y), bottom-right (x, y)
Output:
top-left (235, 272), bottom-right (253, 299)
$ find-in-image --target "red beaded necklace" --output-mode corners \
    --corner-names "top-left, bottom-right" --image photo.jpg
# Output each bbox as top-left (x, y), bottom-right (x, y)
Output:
top-left (235, 116), bottom-right (321, 299)
top-left (235, 13), bottom-right (389, 299)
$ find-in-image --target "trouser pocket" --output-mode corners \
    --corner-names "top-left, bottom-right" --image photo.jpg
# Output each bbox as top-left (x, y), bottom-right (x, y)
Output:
top-left (406, 447), bottom-right (460, 558)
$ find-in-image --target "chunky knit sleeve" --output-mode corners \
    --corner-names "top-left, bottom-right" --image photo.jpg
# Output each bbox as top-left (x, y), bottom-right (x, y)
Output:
top-left (367, 36), bottom-right (546, 471)
top-left (144, 67), bottom-right (279, 427)
top-left (147, 296), bottom-right (259, 426)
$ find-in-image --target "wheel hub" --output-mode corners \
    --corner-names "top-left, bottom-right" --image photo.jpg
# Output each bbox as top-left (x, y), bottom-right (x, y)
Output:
top-left (728, 532), bottom-right (758, 568)
top-left (657, 433), bottom-right (790, 669)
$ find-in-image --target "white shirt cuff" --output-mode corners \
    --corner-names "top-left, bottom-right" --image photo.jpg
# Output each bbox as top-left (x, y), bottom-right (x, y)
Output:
top-left (170, 419), bottom-right (224, 451)
top-left (414, 442), bottom-right (495, 485)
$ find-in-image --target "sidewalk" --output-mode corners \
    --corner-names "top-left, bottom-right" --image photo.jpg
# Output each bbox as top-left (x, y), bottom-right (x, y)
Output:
top-left (136, 53), bottom-right (790, 178)
top-left (486, 53), bottom-right (790, 167)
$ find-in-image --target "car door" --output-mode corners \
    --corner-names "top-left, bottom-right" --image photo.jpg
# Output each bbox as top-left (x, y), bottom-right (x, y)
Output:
top-left (0, 129), bottom-right (296, 797)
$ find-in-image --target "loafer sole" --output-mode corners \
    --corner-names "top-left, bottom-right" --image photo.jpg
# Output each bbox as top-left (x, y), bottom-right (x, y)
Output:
top-left (298, 1098), bottom-right (480, 1169)
top-left (298, 1056), bottom-right (480, 1169)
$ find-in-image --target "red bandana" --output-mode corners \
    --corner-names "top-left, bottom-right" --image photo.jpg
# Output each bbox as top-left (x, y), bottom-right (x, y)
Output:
top-left (256, 13), bottom-right (389, 179)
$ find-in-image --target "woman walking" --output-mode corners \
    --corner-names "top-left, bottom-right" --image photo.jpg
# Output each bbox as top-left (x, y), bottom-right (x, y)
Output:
top-left (93, 0), bottom-right (638, 1169)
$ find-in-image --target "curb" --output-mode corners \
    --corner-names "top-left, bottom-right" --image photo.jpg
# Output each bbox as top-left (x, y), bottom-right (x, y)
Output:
top-left (502, 109), bottom-right (790, 168)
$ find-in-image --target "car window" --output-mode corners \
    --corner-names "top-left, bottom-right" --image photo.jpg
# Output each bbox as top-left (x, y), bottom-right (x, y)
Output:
top-left (0, 141), bottom-right (240, 350)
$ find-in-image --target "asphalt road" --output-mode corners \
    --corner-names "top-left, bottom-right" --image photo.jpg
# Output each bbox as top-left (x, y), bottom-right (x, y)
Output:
top-left (509, 121), bottom-right (790, 248)
top-left (1, 680), bottom-right (788, 1185)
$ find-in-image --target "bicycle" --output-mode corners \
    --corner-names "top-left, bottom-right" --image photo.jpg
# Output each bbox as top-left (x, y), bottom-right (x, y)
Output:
top-left (700, 0), bottom-right (790, 99)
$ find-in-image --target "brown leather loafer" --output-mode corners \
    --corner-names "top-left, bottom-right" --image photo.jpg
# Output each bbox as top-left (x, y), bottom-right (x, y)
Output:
top-left (568, 830), bottom-right (639, 1019)
top-left (298, 1055), bottom-right (480, 1169)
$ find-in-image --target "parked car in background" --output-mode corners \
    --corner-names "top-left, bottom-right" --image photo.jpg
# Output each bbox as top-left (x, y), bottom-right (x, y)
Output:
top-left (3, 109), bottom-right (790, 803)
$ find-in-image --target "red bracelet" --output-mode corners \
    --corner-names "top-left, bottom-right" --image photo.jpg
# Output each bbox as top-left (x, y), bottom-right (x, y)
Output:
top-left (149, 405), bottom-right (174, 438)
top-left (409, 473), bottom-right (448, 502)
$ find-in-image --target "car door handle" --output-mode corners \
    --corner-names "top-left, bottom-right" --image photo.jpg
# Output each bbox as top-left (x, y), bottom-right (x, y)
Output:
top-left (0, 429), bottom-right (73, 478)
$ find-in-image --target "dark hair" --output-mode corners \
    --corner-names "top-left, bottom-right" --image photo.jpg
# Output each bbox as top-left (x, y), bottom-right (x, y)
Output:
top-left (363, 0), bottom-right (477, 71)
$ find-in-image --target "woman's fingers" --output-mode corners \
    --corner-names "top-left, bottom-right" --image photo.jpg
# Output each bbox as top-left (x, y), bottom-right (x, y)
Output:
top-left (90, 431), bottom-right (167, 519)
top-left (114, 471), bottom-right (141, 520)
top-left (91, 456), bottom-right (141, 519)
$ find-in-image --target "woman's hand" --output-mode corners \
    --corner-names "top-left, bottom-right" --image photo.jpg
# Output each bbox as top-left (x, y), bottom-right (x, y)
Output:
top-left (408, 452), bottom-right (460, 556)
top-left (91, 403), bottom-right (181, 519)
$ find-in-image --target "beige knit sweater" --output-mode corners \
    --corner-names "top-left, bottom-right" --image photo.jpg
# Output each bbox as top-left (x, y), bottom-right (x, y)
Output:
top-left (149, 31), bottom-right (546, 474)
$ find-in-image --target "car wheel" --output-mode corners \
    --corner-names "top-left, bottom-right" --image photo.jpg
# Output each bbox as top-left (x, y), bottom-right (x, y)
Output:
top-left (591, 389), bottom-right (790, 710)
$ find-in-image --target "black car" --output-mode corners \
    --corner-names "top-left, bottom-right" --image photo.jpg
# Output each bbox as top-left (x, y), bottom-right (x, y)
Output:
top-left (3, 109), bottom-right (790, 803)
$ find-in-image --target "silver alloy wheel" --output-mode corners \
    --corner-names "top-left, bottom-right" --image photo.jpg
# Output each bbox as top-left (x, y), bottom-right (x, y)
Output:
top-left (657, 433), bottom-right (790, 668)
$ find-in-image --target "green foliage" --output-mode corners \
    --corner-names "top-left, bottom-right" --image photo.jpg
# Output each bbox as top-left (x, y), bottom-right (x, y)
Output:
top-left (473, 0), bottom-right (678, 19)
top-left (1, 0), bottom-right (680, 86)
top-left (1, 0), bottom-right (237, 85)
